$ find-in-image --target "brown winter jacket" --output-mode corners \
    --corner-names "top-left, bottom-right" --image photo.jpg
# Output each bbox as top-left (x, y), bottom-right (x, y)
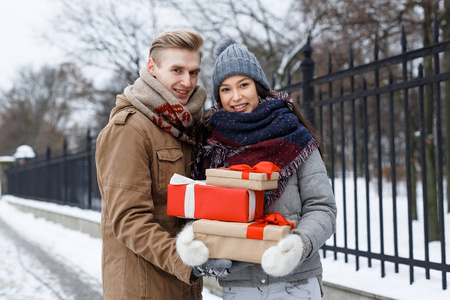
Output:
top-left (96, 94), bottom-right (202, 299)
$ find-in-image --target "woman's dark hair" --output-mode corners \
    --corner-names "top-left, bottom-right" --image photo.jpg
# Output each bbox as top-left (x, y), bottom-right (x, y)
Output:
top-left (255, 82), bottom-right (324, 158)
top-left (255, 82), bottom-right (274, 99)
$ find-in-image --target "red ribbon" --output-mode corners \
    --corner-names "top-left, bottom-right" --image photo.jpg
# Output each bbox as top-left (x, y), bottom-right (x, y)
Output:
top-left (227, 161), bottom-right (281, 181)
top-left (246, 213), bottom-right (295, 240)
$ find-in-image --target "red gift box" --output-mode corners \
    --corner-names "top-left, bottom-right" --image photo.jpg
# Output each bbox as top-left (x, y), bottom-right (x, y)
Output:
top-left (167, 174), bottom-right (264, 222)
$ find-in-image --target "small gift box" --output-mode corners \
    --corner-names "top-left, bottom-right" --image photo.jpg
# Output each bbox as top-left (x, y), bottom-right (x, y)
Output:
top-left (167, 174), bottom-right (264, 222)
top-left (205, 161), bottom-right (281, 191)
top-left (193, 213), bottom-right (297, 263)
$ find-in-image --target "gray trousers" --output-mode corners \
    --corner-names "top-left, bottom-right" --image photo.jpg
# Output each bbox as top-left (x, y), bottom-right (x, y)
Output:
top-left (222, 277), bottom-right (321, 300)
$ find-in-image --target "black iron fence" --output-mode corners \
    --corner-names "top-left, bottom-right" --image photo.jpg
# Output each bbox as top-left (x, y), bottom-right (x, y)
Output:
top-left (7, 130), bottom-right (101, 211)
top-left (280, 19), bottom-right (449, 290)
top-left (5, 20), bottom-right (450, 290)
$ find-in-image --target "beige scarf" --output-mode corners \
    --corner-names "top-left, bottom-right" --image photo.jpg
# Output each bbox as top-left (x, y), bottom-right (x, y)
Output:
top-left (124, 68), bottom-right (206, 144)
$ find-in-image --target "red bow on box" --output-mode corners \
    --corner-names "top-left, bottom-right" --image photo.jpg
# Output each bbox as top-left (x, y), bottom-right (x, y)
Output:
top-left (227, 161), bottom-right (281, 181)
top-left (246, 213), bottom-right (295, 240)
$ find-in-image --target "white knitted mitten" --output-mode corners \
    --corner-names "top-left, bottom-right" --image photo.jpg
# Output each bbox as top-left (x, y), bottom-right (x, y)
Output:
top-left (261, 234), bottom-right (304, 277)
top-left (176, 223), bottom-right (209, 266)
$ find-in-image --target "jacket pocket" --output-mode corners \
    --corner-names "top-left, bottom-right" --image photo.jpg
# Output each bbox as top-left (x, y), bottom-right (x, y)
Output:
top-left (156, 147), bottom-right (184, 190)
top-left (137, 255), bottom-right (149, 298)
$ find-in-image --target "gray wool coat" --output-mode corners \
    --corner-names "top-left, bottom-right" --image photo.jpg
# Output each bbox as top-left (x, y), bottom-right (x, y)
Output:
top-left (218, 149), bottom-right (337, 288)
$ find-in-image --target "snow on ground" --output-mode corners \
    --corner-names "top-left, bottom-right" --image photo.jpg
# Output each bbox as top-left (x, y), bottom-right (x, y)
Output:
top-left (0, 175), bottom-right (449, 300)
top-left (322, 177), bottom-right (449, 299)
top-left (0, 226), bottom-right (71, 300)
top-left (0, 195), bottom-right (220, 300)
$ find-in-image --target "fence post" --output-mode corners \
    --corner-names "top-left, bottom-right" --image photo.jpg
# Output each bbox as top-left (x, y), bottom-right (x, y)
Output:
top-left (300, 37), bottom-right (315, 127)
top-left (63, 138), bottom-right (68, 204)
top-left (32, 154), bottom-right (37, 198)
top-left (86, 129), bottom-right (92, 209)
top-left (46, 145), bottom-right (51, 200)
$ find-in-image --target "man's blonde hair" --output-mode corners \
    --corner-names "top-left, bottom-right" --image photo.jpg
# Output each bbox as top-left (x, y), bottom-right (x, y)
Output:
top-left (149, 29), bottom-right (203, 66)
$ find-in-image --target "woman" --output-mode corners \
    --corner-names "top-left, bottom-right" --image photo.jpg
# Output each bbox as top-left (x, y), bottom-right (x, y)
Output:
top-left (178, 38), bottom-right (337, 299)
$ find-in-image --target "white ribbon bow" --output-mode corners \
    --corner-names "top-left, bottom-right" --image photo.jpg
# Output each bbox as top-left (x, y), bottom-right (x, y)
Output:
top-left (170, 173), bottom-right (256, 221)
top-left (170, 174), bottom-right (206, 218)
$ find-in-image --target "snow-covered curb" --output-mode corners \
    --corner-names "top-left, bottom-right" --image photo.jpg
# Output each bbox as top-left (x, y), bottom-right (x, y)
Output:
top-left (3, 195), bottom-right (100, 223)
top-left (3, 195), bottom-right (101, 238)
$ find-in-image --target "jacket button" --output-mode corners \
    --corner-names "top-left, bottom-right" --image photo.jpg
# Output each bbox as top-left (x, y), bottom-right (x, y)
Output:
top-left (261, 279), bottom-right (266, 283)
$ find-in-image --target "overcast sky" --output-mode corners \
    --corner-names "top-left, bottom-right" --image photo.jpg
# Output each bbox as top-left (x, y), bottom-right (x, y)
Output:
top-left (0, 0), bottom-right (65, 90)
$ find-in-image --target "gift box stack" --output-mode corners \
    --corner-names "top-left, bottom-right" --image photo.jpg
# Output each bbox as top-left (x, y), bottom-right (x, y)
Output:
top-left (167, 162), bottom-right (296, 264)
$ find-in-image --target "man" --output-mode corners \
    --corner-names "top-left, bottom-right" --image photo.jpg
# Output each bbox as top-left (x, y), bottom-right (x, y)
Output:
top-left (96, 29), bottom-right (206, 299)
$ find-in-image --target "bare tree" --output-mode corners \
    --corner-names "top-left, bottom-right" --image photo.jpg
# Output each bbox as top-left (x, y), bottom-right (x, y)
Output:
top-left (419, 0), bottom-right (441, 241)
top-left (0, 63), bottom-right (95, 155)
top-left (294, 0), bottom-right (422, 75)
top-left (49, 0), bottom-right (159, 84)
top-left (164, 0), bottom-right (308, 87)
top-left (444, 0), bottom-right (450, 212)
top-left (91, 71), bottom-right (133, 135)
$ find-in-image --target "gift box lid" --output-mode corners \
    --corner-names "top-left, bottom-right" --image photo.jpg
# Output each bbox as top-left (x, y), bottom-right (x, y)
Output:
top-left (206, 168), bottom-right (279, 181)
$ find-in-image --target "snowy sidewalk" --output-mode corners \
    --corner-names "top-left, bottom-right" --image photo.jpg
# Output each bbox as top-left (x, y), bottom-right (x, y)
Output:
top-left (0, 196), bottom-right (220, 300)
top-left (0, 217), bottom-right (102, 299)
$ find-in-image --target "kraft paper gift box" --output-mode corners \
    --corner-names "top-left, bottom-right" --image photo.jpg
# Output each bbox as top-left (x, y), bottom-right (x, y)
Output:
top-left (205, 161), bottom-right (281, 191)
top-left (192, 215), bottom-right (297, 264)
top-left (167, 174), bottom-right (264, 222)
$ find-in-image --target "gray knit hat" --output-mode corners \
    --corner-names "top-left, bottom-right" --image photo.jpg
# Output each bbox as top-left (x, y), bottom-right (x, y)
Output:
top-left (212, 37), bottom-right (271, 103)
